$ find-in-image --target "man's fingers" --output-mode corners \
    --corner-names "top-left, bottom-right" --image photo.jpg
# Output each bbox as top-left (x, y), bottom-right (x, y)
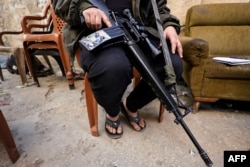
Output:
top-left (82, 8), bottom-right (112, 30)
top-left (177, 42), bottom-right (183, 58)
top-left (101, 13), bottom-right (112, 27)
top-left (171, 42), bottom-right (176, 54)
top-left (93, 15), bottom-right (102, 30)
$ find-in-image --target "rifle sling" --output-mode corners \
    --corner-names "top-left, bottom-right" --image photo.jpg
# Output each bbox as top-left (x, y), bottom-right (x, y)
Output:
top-left (150, 0), bottom-right (173, 67)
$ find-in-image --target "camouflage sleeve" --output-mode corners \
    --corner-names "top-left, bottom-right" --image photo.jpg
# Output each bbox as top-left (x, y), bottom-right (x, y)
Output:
top-left (52, 0), bottom-right (94, 26)
top-left (149, 0), bottom-right (180, 34)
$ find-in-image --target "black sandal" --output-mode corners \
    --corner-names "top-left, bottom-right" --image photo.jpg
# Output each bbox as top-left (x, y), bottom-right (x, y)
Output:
top-left (105, 117), bottom-right (123, 139)
top-left (120, 102), bottom-right (146, 132)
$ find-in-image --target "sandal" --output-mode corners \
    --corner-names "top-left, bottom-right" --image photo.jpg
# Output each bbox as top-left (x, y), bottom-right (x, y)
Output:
top-left (105, 117), bottom-right (123, 139)
top-left (120, 102), bottom-right (146, 132)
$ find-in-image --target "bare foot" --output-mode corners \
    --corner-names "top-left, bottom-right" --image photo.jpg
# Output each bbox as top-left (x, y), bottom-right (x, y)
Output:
top-left (106, 114), bottom-right (123, 135)
top-left (121, 101), bottom-right (146, 131)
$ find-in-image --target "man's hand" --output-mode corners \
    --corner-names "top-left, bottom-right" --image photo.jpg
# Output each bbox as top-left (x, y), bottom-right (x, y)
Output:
top-left (82, 7), bottom-right (112, 30)
top-left (163, 26), bottom-right (183, 58)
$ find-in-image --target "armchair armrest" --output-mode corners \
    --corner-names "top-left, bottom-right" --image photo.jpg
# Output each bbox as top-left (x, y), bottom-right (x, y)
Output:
top-left (21, 14), bottom-right (52, 34)
top-left (180, 36), bottom-right (209, 66)
top-left (0, 30), bottom-right (23, 46)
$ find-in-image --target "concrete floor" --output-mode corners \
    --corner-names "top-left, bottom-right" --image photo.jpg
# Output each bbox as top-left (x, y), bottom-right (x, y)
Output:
top-left (0, 68), bottom-right (250, 167)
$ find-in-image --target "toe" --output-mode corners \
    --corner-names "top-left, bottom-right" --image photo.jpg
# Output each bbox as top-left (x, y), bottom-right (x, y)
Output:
top-left (130, 122), bottom-right (142, 131)
top-left (139, 118), bottom-right (145, 128)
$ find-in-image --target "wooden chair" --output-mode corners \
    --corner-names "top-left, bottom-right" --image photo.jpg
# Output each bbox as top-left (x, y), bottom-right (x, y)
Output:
top-left (20, 0), bottom-right (75, 89)
top-left (0, 30), bottom-right (27, 85)
top-left (0, 110), bottom-right (19, 163)
top-left (84, 67), bottom-right (165, 136)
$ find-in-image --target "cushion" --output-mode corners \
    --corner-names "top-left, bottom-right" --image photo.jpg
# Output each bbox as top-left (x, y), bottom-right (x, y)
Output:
top-left (204, 58), bottom-right (250, 79)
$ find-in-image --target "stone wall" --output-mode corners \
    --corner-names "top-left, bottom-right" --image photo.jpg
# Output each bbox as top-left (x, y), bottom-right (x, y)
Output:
top-left (0, 0), bottom-right (47, 47)
top-left (168, 0), bottom-right (249, 26)
top-left (0, 0), bottom-right (249, 47)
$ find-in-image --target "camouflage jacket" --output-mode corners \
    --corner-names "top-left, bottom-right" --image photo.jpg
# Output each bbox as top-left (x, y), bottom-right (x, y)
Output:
top-left (52, 0), bottom-right (180, 61)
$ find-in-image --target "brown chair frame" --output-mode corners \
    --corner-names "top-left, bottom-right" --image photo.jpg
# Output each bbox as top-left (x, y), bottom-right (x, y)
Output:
top-left (0, 110), bottom-right (19, 163)
top-left (0, 31), bottom-right (27, 85)
top-left (21, 0), bottom-right (75, 89)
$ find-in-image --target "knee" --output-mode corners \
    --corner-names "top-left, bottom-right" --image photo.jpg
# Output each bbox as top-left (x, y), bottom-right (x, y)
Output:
top-left (171, 55), bottom-right (183, 80)
top-left (105, 60), bottom-right (132, 79)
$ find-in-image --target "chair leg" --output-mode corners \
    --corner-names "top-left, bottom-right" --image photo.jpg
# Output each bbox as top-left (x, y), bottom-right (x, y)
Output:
top-left (0, 67), bottom-right (4, 81)
top-left (58, 48), bottom-right (75, 90)
top-left (23, 45), bottom-right (40, 86)
top-left (52, 56), bottom-right (66, 76)
top-left (84, 74), bottom-right (99, 136)
top-left (158, 103), bottom-right (165, 123)
top-left (30, 55), bottom-right (40, 86)
top-left (192, 97), bottom-right (219, 113)
top-left (13, 48), bottom-right (27, 85)
top-left (0, 110), bottom-right (19, 163)
top-left (67, 70), bottom-right (75, 90)
top-left (43, 55), bottom-right (55, 74)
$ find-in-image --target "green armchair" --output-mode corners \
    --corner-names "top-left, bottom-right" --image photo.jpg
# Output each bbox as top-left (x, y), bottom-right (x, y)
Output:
top-left (181, 3), bottom-right (250, 112)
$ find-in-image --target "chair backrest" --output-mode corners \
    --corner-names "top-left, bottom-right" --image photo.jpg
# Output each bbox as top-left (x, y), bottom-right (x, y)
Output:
top-left (50, 3), bottom-right (66, 34)
top-left (20, 0), bottom-right (68, 46)
top-left (21, 0), bottom-right (52, 34)
top-left (21, 0), bottom-right (66, 35)
top-left (184, 3), bottom-right (250, 55)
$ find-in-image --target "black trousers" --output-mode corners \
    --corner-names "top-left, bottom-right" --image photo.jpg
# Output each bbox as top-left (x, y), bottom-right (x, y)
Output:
top-left (80, 43), bottom-right (183, 117)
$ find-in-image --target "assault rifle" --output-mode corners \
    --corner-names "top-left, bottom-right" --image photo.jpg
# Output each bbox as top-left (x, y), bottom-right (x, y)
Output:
top-left (79, 1), bottom-right (213, 166)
